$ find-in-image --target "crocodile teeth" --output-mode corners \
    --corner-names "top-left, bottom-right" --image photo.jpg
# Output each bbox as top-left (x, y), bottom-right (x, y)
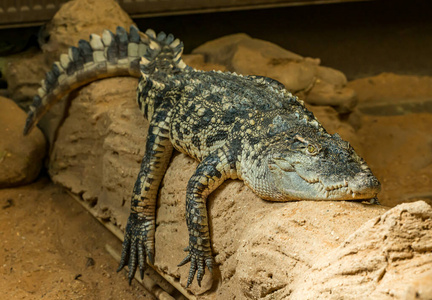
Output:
top-left (352, 192), bottom-right (356, 198)
top-left (325, 190), bottom-right (329, 198)
top-left (344, 179), bottom-right (348, 187)
top-left (305, 177), bottom-right (319, 184)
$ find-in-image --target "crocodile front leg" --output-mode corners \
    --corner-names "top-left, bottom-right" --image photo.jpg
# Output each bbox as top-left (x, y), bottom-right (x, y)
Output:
top-left (178, 147), bottom-right (236, 287)
top-left (118, 107), bottom-right (173, 283)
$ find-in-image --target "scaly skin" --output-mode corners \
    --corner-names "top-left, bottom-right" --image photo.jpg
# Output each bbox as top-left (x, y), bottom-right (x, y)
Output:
top-left (24, 26), bottom-right (381, 288)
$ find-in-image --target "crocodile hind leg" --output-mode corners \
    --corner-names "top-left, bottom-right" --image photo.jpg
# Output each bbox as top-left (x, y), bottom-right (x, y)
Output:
top-left (178, 147), bottom-right (236, 287)
top-left (118, 107), bottom-right (173, 283)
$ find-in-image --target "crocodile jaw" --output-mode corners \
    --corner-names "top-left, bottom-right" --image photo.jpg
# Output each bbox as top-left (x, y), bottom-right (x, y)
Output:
top-left (270, 164), bottom-right (381, 201)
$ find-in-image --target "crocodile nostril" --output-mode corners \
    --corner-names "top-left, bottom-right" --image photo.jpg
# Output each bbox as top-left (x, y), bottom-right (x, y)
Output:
top-left (350, 172), bottom-right (381, 194)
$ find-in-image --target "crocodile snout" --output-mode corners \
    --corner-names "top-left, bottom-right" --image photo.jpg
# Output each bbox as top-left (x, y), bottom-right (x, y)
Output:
top-left (350, 172), bottom-right (381, 196)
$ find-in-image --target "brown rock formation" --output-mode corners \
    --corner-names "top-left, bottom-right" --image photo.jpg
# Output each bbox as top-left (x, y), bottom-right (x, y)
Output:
top-left (0, 96), bottom-right (46, 187)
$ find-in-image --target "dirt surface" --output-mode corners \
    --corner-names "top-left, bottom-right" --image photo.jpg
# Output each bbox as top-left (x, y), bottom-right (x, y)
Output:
top-left (0, 178), bottom-right (153, 299)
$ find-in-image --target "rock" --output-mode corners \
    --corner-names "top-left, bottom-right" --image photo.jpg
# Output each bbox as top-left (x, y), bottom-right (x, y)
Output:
top-left (192, 33), bottom-right (357, 112)
top-left (290, 200), bottom-right (432, 300)
top-left (404, 270), bottom-right (432, 300)
top-left (48, 77), bottom-right (142, 224)
top-left (307, 79), bottom-right (357, 113)
top-left (0, 96), bottom-right (46, 188)
top-left (308, 66), bottom-right (358, 114)
top-left (192, 33), bottom-right (313, 91)
top-left (41, 0), bottom-right (135, 63)
top-left (347, 73), bottom-right (432, 115)
top-left (192, 33), bottom-right (255, 68)
top-left (46, 77), bottom-right (432, 298)
top-left (348, 72), bottom-right (432, 104)
top-left (316, 66), bottom-right (348, 88)
top-left (219, 200), bottom-right (387, 299)
top-left (3, 49), bottom-right (49, 108)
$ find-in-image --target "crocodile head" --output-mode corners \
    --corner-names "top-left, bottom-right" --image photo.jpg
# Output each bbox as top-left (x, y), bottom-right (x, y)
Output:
top-left (264, 131), bottom-right (381, 201)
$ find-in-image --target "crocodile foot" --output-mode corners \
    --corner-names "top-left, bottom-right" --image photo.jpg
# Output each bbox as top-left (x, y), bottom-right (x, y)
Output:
top-left (117, 213), bottom-right (155, 284)
top-left (178, 244), bottom-right (213, 287)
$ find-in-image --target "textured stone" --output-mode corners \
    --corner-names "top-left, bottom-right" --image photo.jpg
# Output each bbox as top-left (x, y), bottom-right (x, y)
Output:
top-left (232, 45), bottom-right (317, 92)
top-left (307, 79), bottom-right (357, 113)
top-left (348, 73), bottom-right (432, 116)
top-left (3, 50), bottom-right (49, 107)
top-left (348, 72), bottom-right (432, 104)
top-left (290, 201), bottom-right (432, 300)
top-left (192, 33), bottom-right (256, 68)
top-left (48, 77), bottom-right (142, 224)
top-left (0, 96), bottom-right (46, 187)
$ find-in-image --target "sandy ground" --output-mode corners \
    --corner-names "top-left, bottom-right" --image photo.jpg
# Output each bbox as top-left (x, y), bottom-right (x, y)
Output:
top-left (0, 178), bottom-right (153, 299)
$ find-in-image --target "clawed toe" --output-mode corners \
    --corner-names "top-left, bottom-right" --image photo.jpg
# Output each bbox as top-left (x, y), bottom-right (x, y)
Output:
top-left (117, 214), bottom-right (155, 284)
top-left (179, 246), bottom-right (214, 287)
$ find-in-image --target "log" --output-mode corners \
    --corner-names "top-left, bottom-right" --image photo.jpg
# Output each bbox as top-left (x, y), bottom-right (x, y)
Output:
top-left (45, 77), bottom-right (432, 299)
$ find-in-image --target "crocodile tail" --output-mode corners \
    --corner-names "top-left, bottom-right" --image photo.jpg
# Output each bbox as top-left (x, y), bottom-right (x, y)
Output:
top-left (24, 25), bottom-right (152, 135)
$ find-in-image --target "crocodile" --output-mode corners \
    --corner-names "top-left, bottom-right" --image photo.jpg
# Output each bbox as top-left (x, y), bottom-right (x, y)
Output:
top-left (23, 26), bottom-right (381, 287)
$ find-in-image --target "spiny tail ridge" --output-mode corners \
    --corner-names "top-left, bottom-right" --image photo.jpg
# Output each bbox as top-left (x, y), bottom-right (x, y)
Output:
top-left (24, 26), bottom-right (187, 135)
top-left (138, 29), bottom-right (190, 85)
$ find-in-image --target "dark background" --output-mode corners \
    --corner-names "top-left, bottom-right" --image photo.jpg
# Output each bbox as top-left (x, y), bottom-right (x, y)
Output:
top-left (135, 0), bottom-right (432, 79)
top-left (1, 0), bottom-right (431, 80)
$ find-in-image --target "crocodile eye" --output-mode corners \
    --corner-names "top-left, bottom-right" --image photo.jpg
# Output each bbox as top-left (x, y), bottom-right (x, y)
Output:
top-left (307, 145), bottom-right (317, 154)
